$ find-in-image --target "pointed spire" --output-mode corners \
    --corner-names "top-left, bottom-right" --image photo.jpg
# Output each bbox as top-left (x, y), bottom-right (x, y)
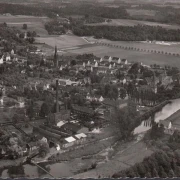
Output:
top-left (54, 45), bottom-right (58, 68)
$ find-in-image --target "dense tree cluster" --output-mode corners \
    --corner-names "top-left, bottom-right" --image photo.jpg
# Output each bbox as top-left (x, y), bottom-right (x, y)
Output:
top-left (73, 24), bottom-right (180, 41)
top-left (95, 84), bottom-right (119, 100)
top-left (58, 4), bottom-right (129, 19)
top-left (130, 4), bottom-right (180, 25)
top-left (44, 20), bottom-right (67, 35)
top-left (111, 101), bottom-right (139, 139)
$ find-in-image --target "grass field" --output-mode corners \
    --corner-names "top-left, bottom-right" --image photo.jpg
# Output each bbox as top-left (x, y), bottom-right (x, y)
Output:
top-left (73, 141), bottom-right (153, 178)
top-left (35, 35), bottom-right (89, 49)
top-left (0, 15), bottom-right (49, 36)
top-left (86, 19), bottom-right (180, 30)
top-left (65, 45), bottom-right (180, 68)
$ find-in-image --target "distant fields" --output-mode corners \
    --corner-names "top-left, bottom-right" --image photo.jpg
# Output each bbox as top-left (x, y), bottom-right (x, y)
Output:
top-left (65, 45), bottom-right (180, 68)
top-left (127, 9), bottom-right (157, 17)
top-left (85, 19), bottom-right (180, 30)
top-left (95, 39), bottom-right (180, 54)
top-left (0, 15), bottom-right (49, 36)
top-left (35, 35), bottom-right (89, 49)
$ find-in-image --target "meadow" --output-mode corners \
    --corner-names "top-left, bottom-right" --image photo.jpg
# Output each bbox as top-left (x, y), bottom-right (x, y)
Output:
top-left (0, 15), bottom-right (49, 36)
top-left (86, 19), bottom-right (180, 30)
top-left (65, 45), bottom-right (180, 68)
top-left (35, 35), bottom-right (89, 49)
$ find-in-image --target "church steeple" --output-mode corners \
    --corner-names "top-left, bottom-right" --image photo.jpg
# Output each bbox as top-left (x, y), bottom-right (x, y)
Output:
top-left (54, 45), bottom-right (58, 68)
top-left (152, 70), bottom-right (157, 94)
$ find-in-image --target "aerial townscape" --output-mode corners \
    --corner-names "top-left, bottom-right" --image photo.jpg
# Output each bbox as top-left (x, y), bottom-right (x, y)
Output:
top-left (1, 0), bottom-right (180, 178)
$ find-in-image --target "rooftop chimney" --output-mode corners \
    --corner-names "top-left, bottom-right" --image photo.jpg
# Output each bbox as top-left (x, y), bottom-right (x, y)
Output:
top-left (56, 79), bottom-right (59, 113)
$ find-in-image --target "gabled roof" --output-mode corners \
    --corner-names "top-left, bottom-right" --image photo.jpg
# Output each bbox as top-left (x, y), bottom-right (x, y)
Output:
top-left (75, 133), bottom-right (87, 139)
top-left (94, 57), bottom-right (101, 60)
top-left (104, 56), bottom-right (110, 59)
top-left (112, 57), bottom-right (119, 60)
top-left (121, 59), bottom-right (127, 62)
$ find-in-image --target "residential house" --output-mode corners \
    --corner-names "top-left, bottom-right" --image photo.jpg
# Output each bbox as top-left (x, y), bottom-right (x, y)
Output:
top-left (112, 57), bottom-right (121, 64)
top-left (159, 109), bottom-right (180, 135)
top-left (0, 56), bottom-right (3, 64)
top-left (94, 57), bottom-right (103, 63)
top-left (121, 59), bottom-right (128, 65)
top-left (103, 56), bottom-right (112, 62)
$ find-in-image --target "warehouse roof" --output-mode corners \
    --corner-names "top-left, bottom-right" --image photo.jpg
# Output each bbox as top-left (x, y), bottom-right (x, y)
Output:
top-left (65, 136), bottom-right (76, 143)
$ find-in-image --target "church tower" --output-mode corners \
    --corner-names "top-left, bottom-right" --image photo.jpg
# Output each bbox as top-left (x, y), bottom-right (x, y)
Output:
top-left (54, 46), bottom-right (58, 68)
top-left (152, 71), bottom-right (157, 94)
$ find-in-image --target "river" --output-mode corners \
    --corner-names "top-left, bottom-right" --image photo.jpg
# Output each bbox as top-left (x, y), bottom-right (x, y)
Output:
top-left (1, 98), bottom-right (180, 178)
top-left (134, 98), bottom-right (180, 134)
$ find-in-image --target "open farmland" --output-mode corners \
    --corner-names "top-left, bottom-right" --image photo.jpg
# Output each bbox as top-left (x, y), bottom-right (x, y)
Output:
top-left (127, 9), bottom-right (157, 17)
top-left (95, 39), bottom-right (180, 54)
top-left (85, 19), bottom-right (180, 30)
top-left (0, 15), bottom-right (49, 36)
top-left (65, 45), bottom-right (180, 68)
top-left (35, 35), bottom-right (89, 49)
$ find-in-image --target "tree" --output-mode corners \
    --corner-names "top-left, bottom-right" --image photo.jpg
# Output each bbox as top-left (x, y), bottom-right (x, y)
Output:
top-left (120, 88), bottom-right (126, 99)
top-left (168, 169), bottom-right (175, 178)
top-left (40, 102), bottom-right (50, 117)
top-left (38, 140), bottom-right (50, 158)
top-left (23, 24), bottom-right (27, 30)
top-left (152, 168), bottom-right (159, 177)
top-left (158, 166), bottom-right (167, 178)
top-left (26, 100), bottom-right (35, 120)
top-left (70, 59), bottom-right (76, 66)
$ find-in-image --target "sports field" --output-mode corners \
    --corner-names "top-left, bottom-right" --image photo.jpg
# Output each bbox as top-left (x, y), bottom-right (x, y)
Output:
top-left (0, 15), bottom-right (49, 36)
top-left (65, 45), bottom-right (180, 68)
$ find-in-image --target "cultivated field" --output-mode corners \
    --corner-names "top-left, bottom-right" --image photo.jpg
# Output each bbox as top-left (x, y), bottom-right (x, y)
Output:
top-left (127, 9), bottom-right (157, 17)
top-left (65, 45), bottom-right (180, 68)
top-left (0, 15), bottom-right (49, 36)
top-left (35, 35), bottom-right (89, 49)
top-left (95, 39), bottom-right (180, 54)
top-left (86, 19), bottom-right (180, 30)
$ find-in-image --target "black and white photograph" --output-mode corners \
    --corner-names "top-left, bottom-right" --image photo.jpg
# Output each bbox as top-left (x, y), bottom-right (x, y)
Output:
top-left (0, 0), bottom-right (180, 178)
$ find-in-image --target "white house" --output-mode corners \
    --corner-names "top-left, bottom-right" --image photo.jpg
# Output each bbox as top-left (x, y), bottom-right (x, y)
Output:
top-left (121, 59), bottom-right (128, 65)
top-left (112, 57), bottom-right (121, 64)
top-left (159, 120), bottom-right (174, 135)
top-left (99, 96), bottom-right (104, 102)
top-left (6, 55), bottom-right (11, 61)
top-left (109, 64), bottom-right (112, 69)
top-left (0, 56), bottom-right (3, 64)
top-left (94, 57), bottom-right (102, 62)
top-left (95, 62), bottom-right (98, 67)
top-left (83, 62), bottom-right (86, 67)
top-left (11, 49), bottom-right (14, 55)
top-left (104, 56), bottom-right (112, 62)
